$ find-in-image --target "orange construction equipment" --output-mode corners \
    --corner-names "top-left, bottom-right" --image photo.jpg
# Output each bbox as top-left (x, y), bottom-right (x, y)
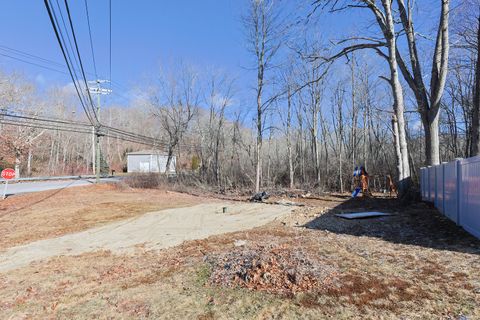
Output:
top-left (359, 167), bottom-right (371, 197)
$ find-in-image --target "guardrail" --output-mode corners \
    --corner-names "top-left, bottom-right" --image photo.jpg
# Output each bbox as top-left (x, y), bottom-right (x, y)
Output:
top-left (421, 156), bottom-right (480, 239)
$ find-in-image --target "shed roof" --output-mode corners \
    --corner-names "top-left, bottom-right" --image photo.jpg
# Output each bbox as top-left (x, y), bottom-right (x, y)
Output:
top-left (127, 150), bottom-right (168, 156)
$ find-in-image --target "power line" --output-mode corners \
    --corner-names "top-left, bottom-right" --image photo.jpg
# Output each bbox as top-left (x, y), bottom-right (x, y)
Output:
top-left (2, 115), bottom-right (198, 150)
top-left (0, 111), bottom-right (184, 148)
top-left (39, 2), bottom-right (195, 151)
top-left (84, 0), bottom-right (98, 79)
top-left (109, 0), bottom-right (112, 91)
top-left (53, 0), bottom-right (82, 80)
top-left (0, 120), bottom-right (92, 135)
top-left (0, 112), bottom-right (91, 127)
top-left (0, 52), bottom-right (66, 74)
top-left (0, 45), bottom-right (64, 68)
top-left (44, 0), bottom-right (95, 125)
top-left (63, 0), bottom-right (99, 123)
top-left (0, 44), bottom-right (130, 96)
top-left (49, 0), bottom-right (94, 122)
top-left (0, 118), bottom-right (158, 146)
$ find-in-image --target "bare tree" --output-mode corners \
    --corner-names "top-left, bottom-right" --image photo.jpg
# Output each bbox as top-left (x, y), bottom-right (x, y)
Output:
top-left (197, 71), bottom-right (235, 185)
top-left (394, 0), bottom-right (450, 166)
top-left (315, 0), bottom-right (411, 191)
top-left (332, 82), bottom-right (346, 193)
top-left (151, 66), bottom-right (198, 173)
top-left (0, 72), bottom-right (45, 178)
top-left (448, 0), bottom-right (479, 156)
top-left (244, 0), bottom-right (282, 192)
top-left (472, 12), bottom-right (480, 155)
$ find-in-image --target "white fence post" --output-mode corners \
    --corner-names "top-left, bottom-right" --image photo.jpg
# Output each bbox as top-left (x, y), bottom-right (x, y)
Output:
top-left (456, 158), bottom-right (462, 226)
top-left (427, 166), bottom-right (433, 202)
top-left (434, 165), bottom-right (437, 205)
top-left (440, 162), bottom-right (448, 216)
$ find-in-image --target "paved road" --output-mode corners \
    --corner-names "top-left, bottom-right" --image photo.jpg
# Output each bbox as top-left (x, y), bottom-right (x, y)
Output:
top-left (2, 178), bottom-right (118, 196)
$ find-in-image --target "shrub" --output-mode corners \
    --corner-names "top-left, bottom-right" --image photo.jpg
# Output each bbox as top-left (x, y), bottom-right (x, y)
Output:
top-left (123, 173), bottom-right (162, 189)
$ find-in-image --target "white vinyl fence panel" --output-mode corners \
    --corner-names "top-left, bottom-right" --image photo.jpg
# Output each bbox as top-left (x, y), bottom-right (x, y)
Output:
top-left (443, 161), bottom-right (458, 224)
top-left (421, 156), bottom-right (480, 239)
top-left (421, 168), bottom-right (427, 201)
top-left (435, 165), bottom-right (444, 214)
top-left (428, 166), bottom-right (436, 203)
top-left (458, 157), bottom-right (480, 239)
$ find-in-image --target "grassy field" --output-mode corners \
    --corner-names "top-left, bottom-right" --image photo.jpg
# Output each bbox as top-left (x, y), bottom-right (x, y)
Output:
top-left (0, 188), bottom-right (478, 319)
top-left (0, 183), bottom-right (205, 250)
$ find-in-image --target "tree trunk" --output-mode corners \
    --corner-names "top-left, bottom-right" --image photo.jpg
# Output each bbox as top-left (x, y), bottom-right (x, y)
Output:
top-left (27, 149), bottom-right (32, 176)
top-left (14, 149), bottom-right (21, 179)
top-left (255, 113), bottom-right (262, 192)
top-left (424, 112), bottom-right (441, 164)
top-left (311, 76), bottom-right (321, 187)
top-left (287, 89), bottom-right (294, 189)
top-left (395, 0), bottom-right (449, 166)
top-left (164, 141), bottom-right (176, 174)
top-left (255, 54), bottom-right (264, 192)
top-left (392, 115), bottom-right (403, 181)
top-left (312, 122), bottom-right (320, 187)
top-left (471, 14), bottom-right (480, 156)
top-left (92, 127), bottom-right (96, 175)
top-left (267, 129), bottom-right (272, 187)
top-left (351, 55), bottom-right (357, 189)
top-left (383, 0), bottom-right (411, 191)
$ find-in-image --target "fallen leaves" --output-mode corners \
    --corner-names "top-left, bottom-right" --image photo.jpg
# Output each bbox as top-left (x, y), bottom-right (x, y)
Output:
top-left (207, 244), bottom-right (339, 296)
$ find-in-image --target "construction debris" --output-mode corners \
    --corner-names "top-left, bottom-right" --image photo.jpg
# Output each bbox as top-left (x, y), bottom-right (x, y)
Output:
top-left (250, 191), bottom-right (269, 202)
top-left (207, 244), bottom-right (338, 296)
top-left (273, 199), bottom-right (305, 207)
top-left (233, 239), bottom-right (247, 247)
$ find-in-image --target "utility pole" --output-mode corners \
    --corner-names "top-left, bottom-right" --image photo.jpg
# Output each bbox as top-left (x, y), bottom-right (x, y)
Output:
top-left (88, 80), bottom-right (111, 183)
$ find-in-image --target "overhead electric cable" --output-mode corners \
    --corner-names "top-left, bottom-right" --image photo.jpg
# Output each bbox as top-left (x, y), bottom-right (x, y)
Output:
top-left (63, 0), bottom-right (99, 122)
top-left (54, 0), bottom-right (83, 78)
top-left (49, 0), bottom-right (94, 119)
top-left (0, 112), bottom-right (91, 127)
top-left (0, 111), bottom-right (178, 148)
top-left (0, 45), bottom-right (131, 94)
top-left (84, 0), bottom-right (98, 79)
top-left (109, 0), bottom-right (112, 90)
top-left (0, 45), bottom-right (64, 68)
top-left (0, 52), bottom-right (66, 74)
top-left (44, 0), bottom-right (94, 125)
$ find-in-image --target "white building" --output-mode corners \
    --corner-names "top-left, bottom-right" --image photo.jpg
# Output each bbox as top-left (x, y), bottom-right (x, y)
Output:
top-left (126, 150), bottom-right (176, 173)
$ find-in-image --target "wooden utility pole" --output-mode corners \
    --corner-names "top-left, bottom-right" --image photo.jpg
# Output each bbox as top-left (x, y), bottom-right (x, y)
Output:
top-left (88, 80), bottom-right (111, 183)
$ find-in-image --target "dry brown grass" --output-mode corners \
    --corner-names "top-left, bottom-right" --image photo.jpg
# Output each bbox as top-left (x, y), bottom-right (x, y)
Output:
top-left (0, 183), bottom-right (206, 250)
top-left (0, 191), bottom-right (479, 319)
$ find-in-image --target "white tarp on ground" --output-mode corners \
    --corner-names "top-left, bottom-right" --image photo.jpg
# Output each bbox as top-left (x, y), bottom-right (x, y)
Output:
top-left (335, 212), bottom-right (393, 219)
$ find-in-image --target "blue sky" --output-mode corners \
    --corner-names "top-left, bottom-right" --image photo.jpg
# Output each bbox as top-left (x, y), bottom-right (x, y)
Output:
top-left (0, 1), bottom-right (251, 105)
top-left (0, 0), bottom-right (443, 126)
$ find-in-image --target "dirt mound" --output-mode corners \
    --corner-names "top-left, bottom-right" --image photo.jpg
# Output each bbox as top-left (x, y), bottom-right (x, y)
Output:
top-left (207, 244), bottom-right (338, 296)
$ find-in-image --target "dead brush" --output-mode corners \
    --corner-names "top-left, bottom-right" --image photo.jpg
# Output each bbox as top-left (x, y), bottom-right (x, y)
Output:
top-left (206, 244), bottom-right (339, 296)
top-left (123, 173), bottom-right (162, 189)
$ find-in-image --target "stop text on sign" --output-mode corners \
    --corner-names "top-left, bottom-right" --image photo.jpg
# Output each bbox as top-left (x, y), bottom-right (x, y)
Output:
top-left (1, 169), bottom-right (16, 180)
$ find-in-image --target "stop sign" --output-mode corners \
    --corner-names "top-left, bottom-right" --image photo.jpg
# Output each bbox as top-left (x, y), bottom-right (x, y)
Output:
top-left (1, 169), bottom-right (15, 180)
